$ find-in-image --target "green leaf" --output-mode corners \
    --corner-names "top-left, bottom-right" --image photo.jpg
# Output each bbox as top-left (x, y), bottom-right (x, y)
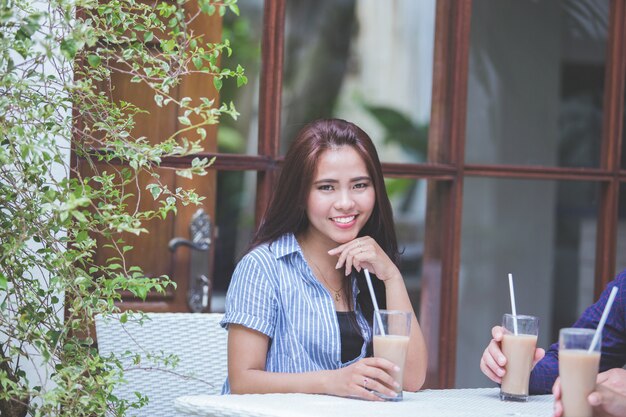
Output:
top-left (0, 274), bottom-right (7, 291)
top-left (72, 210), bottom-right (88, 223)
top-left (229, 4), bottom-right (240, 16)
top-left (87, 54), bottom-right (101, 68)
top-left (213, 77), bottom-right (222, 91)
top-left (147, 183), bottom-right (162, 200)
top-left (60, 38), bottom-right (78, 60)
top-left (176, 169), bottom-right (193, 179)
top-left (198, 0), bottom-right (211, 14)
top-left (75, 230), bottom-right (89, 242)
top-left (192, 56), bottom-right (203, 70)
top-left (178, 116), bottom-right (191, 126)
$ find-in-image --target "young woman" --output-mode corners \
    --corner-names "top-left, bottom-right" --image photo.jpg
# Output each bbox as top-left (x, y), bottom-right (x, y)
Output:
top-left (220, 119), bottom-right (427, 400)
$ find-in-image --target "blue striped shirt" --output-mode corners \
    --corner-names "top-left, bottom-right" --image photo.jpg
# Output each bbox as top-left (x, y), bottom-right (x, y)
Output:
top-left (220, 233), bottom-right (372, 394)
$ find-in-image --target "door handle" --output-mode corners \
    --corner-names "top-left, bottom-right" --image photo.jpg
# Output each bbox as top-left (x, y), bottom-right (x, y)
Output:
top-left (168, 208), bottom-right (212, 312)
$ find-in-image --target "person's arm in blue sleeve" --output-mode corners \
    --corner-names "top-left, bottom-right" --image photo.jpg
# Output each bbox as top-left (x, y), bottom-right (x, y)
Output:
top-left (531, 270), bottom-right (626, 394)
top-left (529, 340), bottom-right (558, 394)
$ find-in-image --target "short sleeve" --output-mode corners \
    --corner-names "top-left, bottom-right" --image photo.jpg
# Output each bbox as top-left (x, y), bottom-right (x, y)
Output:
top-left (220, 251), bottom-right (278, 338)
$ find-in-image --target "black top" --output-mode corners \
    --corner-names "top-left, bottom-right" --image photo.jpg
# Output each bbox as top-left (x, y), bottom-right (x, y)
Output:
top-left (337, 311), bottom-right (366, 363)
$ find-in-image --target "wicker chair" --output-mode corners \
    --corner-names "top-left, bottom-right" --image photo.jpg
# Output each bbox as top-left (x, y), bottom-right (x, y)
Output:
top-left (96, 313), bottom-right (228, 417)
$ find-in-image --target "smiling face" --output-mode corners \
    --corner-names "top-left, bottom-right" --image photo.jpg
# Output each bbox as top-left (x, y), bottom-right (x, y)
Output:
top-left (303, 145), bottom-right (375, 248)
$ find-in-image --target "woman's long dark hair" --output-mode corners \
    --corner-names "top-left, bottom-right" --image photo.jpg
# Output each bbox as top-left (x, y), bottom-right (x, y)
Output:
top-left (249, 118), bottom-right (400, 322)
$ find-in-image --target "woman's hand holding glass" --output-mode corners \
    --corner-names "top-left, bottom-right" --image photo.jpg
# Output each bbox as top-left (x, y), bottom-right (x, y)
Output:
top-left (332, 357), bottom-right (400, 401)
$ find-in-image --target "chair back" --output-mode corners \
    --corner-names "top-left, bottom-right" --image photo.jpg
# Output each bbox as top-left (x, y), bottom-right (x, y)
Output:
top-left (96, 312), bottom-right (227, 417)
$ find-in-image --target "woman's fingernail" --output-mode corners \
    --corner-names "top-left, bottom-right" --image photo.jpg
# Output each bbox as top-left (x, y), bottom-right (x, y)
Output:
top-left (394, 366), bottom-right (401, 372)
top-left (497, 369), bottom-right (505, 377)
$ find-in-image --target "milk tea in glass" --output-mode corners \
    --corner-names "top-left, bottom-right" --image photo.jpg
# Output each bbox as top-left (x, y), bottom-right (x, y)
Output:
top-left (559, 328), bottom-right (601, 417)
top-left (373, 310), bottom-right (411, 401)
top-left (500, 314), bottom-right (538, 402)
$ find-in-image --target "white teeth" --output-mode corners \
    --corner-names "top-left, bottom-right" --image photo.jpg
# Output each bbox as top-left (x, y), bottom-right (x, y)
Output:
top-left (333, 216), bottom-right (355, 224)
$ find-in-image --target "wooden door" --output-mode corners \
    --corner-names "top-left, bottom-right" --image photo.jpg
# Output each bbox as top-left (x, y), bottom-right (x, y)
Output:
top-left (76, 3), bottom-right (221, 313)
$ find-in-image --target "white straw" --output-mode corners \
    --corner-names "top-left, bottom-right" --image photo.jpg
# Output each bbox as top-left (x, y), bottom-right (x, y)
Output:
top-left (588, 286), bottom-right (618, 353)
top-left (364, 269), bottom-right (385, 336)
top-left (508, 273), bottom-right (518, 335)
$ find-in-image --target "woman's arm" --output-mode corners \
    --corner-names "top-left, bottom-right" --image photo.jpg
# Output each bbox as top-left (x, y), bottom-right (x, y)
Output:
top-left (227, 324), bottom-right (399, 399)
top-left (329, 236), bottom-right (428, 391)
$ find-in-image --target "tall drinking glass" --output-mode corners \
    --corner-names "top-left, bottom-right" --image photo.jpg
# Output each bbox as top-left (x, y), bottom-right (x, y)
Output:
top-left (500, 314), bottom-right (538, 401)
top-left (559, 328), bottom-right (601, 417)
top-left (372, 310), bottom-right (411, 401)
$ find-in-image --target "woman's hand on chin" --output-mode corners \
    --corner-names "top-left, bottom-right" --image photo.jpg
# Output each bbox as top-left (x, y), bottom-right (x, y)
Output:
top-left (328, 236), bottom-right (400, 282)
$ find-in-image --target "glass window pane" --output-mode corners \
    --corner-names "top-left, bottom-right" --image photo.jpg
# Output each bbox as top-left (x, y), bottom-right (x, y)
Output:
top-left (217, 0), bottom-right (263, 155)
top-left (281, 0), bottom-right (435, 164)
top-left (211, 170), bottom-right (257, 311)
top-left (456, 178), bottom-right (599, 388)
top-left (466, 0), bottom-right (608, 167)
top-left (387, 178), bottom-right (428, 314)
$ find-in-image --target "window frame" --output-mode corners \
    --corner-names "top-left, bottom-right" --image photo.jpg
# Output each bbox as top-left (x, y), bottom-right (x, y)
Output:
top-left (196, 0), bottom-right (626, 388)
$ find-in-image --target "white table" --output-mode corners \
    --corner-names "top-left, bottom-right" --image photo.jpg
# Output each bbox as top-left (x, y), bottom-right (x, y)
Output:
top-left (174, 388), bottom-right (553, 417)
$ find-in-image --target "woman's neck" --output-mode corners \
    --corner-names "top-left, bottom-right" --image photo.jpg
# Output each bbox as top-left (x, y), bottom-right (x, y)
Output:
top-left (297, 232), bottom-right (349, 310)
top-left (296, 232), bottom-right (336, 267)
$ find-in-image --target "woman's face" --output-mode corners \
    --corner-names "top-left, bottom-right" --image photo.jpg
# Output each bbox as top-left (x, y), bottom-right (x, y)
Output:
top-left (305, 146), bottom-right (375, 247)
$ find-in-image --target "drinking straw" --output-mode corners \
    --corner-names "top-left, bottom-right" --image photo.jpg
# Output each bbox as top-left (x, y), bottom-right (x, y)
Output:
top-left (588, 286), bottom-right (618, 353)
top-left (508, 273), bottom-right (518, 335)
top-left (364, 268), bottom-right (385, 336)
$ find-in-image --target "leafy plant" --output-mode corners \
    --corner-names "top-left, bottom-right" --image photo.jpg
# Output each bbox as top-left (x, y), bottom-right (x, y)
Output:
top-left (0, 0), bottom-right (244, 415)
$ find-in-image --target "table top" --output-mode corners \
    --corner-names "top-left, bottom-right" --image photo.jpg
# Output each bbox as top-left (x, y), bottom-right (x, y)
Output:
top-left (174, 388), bottom-right (554, 417)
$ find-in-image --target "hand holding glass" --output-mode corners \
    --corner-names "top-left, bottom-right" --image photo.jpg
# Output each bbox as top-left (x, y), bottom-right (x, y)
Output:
top-left (500, 314), bottom-right (538, 402)
top-left (559, 328), bottom-right (601, 417)
top-left (372, 310), bottom-right (411, 401)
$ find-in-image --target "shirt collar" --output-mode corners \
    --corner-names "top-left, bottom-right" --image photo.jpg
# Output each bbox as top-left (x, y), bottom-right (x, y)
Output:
top-left (269, 233), bottom-right (301, 259)
top-left (272, 233), bottom-right (363, 304)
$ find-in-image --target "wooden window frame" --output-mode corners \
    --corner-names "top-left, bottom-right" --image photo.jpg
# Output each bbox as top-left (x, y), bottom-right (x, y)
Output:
top-left (171, 0), bottom-right (626, 388)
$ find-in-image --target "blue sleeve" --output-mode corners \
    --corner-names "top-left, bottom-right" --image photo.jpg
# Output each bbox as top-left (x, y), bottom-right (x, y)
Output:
top-left (220, 251), bottom-right (278, 338)
top-left (529, 269), bottom-right (626, 394)
top-left (529, 341), bottom-right (558, 394)
top-left (591, 271), bottom-right (626, 372)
